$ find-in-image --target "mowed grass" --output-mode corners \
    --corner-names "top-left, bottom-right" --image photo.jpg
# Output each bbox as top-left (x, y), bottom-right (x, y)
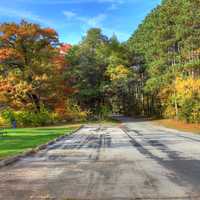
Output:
top-left (0, 124), bottom-right (79, 160)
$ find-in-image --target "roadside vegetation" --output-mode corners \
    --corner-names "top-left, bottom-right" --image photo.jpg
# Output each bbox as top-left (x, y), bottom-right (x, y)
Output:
top-left (153, 119), bottom-right (200, 134)
top-left (0, 0), bottom-right (199, 130)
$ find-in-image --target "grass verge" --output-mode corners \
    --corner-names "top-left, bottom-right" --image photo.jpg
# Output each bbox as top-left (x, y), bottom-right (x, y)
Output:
top-left (153, 119), bottom-right (200, 134)
top-left (0, 124), bottom-right (79, 160)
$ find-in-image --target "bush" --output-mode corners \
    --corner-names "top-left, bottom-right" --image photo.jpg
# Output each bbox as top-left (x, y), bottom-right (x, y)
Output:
top-left (0, 116), bottom-right (9, 126)
top-left (98, 105), bottom-right (112, 120)
top-left (54, 99), bottom-right (90, 122)
top-left (179, 98), bottom-right (200, 123)
top-left (1, 109), bottom-right (15, 125)
top-left (1, 107), bottom-right (55, 127)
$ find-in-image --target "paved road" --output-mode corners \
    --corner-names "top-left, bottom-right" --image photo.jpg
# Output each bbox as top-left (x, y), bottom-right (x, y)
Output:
top-left (0, 118), bottom-right (200, 199)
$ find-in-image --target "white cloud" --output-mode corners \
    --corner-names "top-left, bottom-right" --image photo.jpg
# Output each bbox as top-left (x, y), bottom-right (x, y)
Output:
top-left (62, 10), bottom-right (128, 42)
top-left (108, 4), bottom-right (118, 10)
top-left (78, 14), bottom-right (107, 27)
top-left (63, 11), bottom-right (76, 19)
top-left (63, 11), bottom-right (107, 27)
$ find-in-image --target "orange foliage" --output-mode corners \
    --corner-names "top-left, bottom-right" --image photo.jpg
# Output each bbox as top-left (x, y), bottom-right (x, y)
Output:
top-left (0, 48), bottom-right (22, 61)
top-left (42, 28), bottom-right (57, 36)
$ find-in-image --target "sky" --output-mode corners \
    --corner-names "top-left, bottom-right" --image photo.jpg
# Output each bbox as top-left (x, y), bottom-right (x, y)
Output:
top-left (0, 0), bottom-right (161, 44)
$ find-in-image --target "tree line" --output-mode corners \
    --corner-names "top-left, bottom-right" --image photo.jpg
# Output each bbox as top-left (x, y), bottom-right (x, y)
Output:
top-left (127, 0), bottom-right (200, 123)
top-left (0, 0), bottom-right (199, 127)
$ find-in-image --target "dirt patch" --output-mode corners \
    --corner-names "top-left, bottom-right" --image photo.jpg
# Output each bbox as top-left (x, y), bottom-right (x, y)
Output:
top-left (153, 119), bottom-right (200, 134)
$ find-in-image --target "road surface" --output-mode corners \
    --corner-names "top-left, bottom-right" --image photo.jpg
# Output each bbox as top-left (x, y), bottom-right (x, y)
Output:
top-left (0, 118), bottom-right (200, 199)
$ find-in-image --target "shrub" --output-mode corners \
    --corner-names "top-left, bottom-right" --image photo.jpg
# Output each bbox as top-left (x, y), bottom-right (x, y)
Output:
top-left (1, 109), bottom-right (15, 125)
top-left (17, 108), bottom-right (54, 127)
top-left (54, 99), bottom-right (90, 122)
top-left (98, 105), bottom-right (112, 120)
top-left (1, 107), bottom-right (55, 127)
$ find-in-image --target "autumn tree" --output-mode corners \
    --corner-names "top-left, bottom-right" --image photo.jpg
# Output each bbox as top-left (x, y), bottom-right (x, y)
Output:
top-left (0, 21), bottom-right (59, 111)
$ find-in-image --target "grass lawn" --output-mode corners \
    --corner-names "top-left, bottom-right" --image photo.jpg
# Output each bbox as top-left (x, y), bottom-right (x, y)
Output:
top-left (153, 119), bottom-right (200, 134)
top-left (0, 124), bottom-right (79, 160)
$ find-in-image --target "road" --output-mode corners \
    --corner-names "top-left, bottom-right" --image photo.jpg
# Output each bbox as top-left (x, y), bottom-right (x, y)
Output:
top-left (0, 118), bottom-right (200, 199)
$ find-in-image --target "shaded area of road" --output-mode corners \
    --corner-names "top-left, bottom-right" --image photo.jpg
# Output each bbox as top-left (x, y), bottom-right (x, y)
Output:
top-left (0, 119), bottom-right (200, 199)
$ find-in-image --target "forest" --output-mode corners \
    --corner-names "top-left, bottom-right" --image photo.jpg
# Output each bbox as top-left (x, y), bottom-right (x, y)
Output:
top-left (0, 0), bottom-right (199, 127)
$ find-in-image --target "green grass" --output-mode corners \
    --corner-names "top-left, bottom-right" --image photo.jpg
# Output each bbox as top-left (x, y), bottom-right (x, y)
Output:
top-left (0, 124), bottom-right (79, 160)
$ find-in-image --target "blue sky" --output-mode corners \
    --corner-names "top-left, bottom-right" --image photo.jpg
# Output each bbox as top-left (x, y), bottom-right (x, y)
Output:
top-left (0, 0), bottom-right (161, 44)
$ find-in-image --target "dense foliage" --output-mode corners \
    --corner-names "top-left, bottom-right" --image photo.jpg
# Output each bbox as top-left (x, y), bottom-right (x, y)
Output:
top-left (0, 21), bottom-right (87, 126)
top-left (127, 0), bottom-right (200, 123)
top-left (0, 0), bottom-right (199, 126)
top-left (65, 29), bottom-right (134, 117)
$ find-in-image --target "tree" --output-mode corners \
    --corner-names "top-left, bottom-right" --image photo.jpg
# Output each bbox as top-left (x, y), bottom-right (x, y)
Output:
top-left (0, 21), bottom-right (59, 111)
top-left (66, 28), bottom-right (109, 113)
top-left (127, 0), bottom-right (200, 122)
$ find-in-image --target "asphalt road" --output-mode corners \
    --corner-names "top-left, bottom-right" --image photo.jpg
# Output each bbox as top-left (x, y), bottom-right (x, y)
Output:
top-left (0, 118), bottom-right (200, 199)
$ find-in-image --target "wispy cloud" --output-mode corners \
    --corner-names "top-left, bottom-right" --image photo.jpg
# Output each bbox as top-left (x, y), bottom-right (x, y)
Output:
top-left (63, 11), bottom-right (107, 27)
top-left (62, 10), bottom-right (128, 41)
top-left (78, 14), bottom-right (107, 27)
top-left (0, 6), bottom-right (54, 27)
top-left (63, 11), bottom-right (76, 19)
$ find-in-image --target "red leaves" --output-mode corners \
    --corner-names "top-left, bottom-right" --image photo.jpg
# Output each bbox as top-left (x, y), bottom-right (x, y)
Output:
top-left (59, 44), bottom-right (72, 55)
top-left (0, 48), bottom-right (22, 62)
top-left (53, 43), bottom-right (72, 71)
top-left (0, 80), bottom-right (11, 92)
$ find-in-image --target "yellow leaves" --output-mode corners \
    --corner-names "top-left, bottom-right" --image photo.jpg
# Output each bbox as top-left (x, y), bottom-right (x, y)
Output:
top-left (35, 74), bottom-right (48, 81)
top-left (0, 73), bottom-right (32, 95)
top-left (175, 77), bottom-right (200, 99)
top-left (162, 76), bottom-right (200, 122)
top-left (14, 81), bottom-right (32, 94)
top-left (106, 64), bottom-right (132, 81)
top-left (0, 116), bottom-right (7, 126)
top-left (164, 104), bottom-right (177, 118)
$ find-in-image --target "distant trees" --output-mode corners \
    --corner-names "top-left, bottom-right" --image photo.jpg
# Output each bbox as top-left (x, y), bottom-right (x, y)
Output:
top-left (66, 0), bottom-right (200, 123)
top-left (65, 28), bottom-right (109, 114)
top-left (66, 28), bottom-right (135, 116)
